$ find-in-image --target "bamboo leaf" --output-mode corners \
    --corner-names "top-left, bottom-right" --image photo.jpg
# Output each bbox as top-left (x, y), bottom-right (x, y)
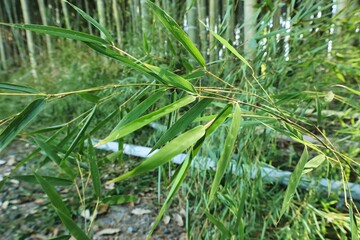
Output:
top-left (55, 209), bottom-right (90, 240)
top-left (107, 125), bottom-right (205, 183)
top-left (34, 172), bottom-right (72, 218)
top-left (303, 154), bottom-right (326, 174)
top-left (0, 98), bottom-right (45, 153)
top-left (63, 105), bottom-right (97, 159)
top-left (349, 205), bottom-right (359, 240)
top-left (13, 175), bottom-right (72, 186)
top-left (209, 104), bottom-right (241, 203)
top-left (2, 23), bottom-right (109, 45)
top-left (209, 29), bottom-right (253, 73)
top-left (144, 64), bottom-right (197, 93)
top-left (34, 138), bottom-right (75, 179)
top-left (146, 0), bottom-right (205, 67)
top-left (102, 195), bottom-right (138, 205)
top-left (88, 138), bottom-right (101, 198)
top-left (77, 92), bottom-right (100, 103)
top-left (204, 210), bottom-right (231, 238)
top-left (97, 95), bottom-right (196, 146)
top-left (279, 147), bottom-right (308, 219)
top-left (152, 98), bottom-right (212, 151)
top-left (0, 83), bottom-right (39, 93)
top-left (112, 90), bottom-right (166, 132)
top-left (65, 1), bottom-right (113, 43)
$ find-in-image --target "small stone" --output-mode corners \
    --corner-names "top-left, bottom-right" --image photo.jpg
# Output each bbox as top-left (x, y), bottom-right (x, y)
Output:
top-left (0, 159), bottom-right (6, 165)
top-left (127, 226), bottom-right (138, 233)
top-left (163, 215), bottom-right (171, 225)
top-left (173, 213), bottom-right (184, 227)
top-left (7, 155), bottom-right (16, 166)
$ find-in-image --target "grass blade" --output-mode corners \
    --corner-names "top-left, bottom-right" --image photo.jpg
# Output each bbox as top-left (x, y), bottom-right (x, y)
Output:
top-left (0, 83), bottom-right (39, 93)
top-left (2, 23), bottom-right (109, 45)
top-left (107, 125), bottom-right (205, 183)
top-left (146, 0), bottom-right (205, 67)
top-left (152, 98), bottom-right (212, 151)
top-left (34, 172), bottom-right (72, 218)
top-left (209, 103), bottom-right (241, 203)
top-left (204, 210), bottom-right (231, 238)
top-left (96, 95), bottom-right (196, 146)
top-left (0, 98), bottom-right (45, 152)
top-left (349, 205), bottom-right (359, 240)
top-left (65, 1), bottom-right (113, 43)
top-left (279, 147), bottom-right (308, 219)
top-left (88, 138), bottom-right (101, 198)
top-left (144, 64), bottom-right (197, 93)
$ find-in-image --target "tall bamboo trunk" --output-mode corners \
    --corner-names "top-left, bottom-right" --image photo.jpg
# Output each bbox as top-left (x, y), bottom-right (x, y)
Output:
top-left (96, 0), bottom-right (106, 38)
top-left (197, 0), bottom-right (207, 60)
top-left (112, 0), bottom-right (122, 45)
top-left (20, 0), bottom-right (37, 79)
top-left (60, 0), bottom-right (71, 29)
top-left (244, 0), bottom-right (257, 60)
top-left (37, 0), bottom-right (53, 64)
top-left (209, 0), bottom-right (217, 67)
top-left (0, 27), bottom-right (6, 70)
top-left (186, 0), bottom-right (199, 49)
top-left (84, 1), bottom-right (93, 34)
top-left (141, 0), bottom-right (151, 38)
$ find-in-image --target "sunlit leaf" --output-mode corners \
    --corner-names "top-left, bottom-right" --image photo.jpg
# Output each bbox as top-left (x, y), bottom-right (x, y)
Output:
top-left (55, 209), bottom-right (90, 240)
top-left (209, 103), bottom-right (241, 203)
top-left (107, 125), bottom-right (205, 183)
top-left (97, 95), bottom-right (196, 146)
top-left (0, 83), bottom-right (39, 93)
top-left (279, 147), bottom-right (308, 219)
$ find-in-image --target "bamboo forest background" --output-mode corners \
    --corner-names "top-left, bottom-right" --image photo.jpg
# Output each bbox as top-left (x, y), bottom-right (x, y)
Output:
top-left (0, 0), bottom-right (360, 239)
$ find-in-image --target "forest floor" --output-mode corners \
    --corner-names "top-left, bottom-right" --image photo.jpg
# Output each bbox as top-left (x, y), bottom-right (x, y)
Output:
top-left (0, 140), bottom-right (187, 240)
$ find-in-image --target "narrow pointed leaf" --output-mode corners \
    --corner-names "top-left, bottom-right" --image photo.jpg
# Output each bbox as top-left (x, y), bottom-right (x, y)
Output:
top-left (66, 1), bottom-right (113, 43)
top-left (34, 138), bottom-right (75, 179)
top-left (0, 98), bottom-right (45, 153)
top-left (13, 175), bottom-right (72, 186)
top-left (144, 64), bottom-right (197, 93)
top-left (303, 154), bottom-right (326, 174)
top-left (64, 105), bottom-right (97, 159)
top-left (88, 138), bottom-right (101, 198)
top-left (34, 172), bottom-right (72, 218)
top-left (0, 83), bottom-right (39, 93)
top-left (349, 206), bottom-right (359, 240)
top-left (152, 98), bottom-right (212, 151)
top-left (2, 23), bottom-right (109, 45)
top-left (55, 209), bottom-right (90, 240)
top-left (112, 90), bottom-right (165, 132)
top-left (209, 29), bottom-right (253, 72)
top-left (97, 95), bottom-right (196, 146)
top-left (146, 0), bottom-right (205, 67)
top-left (102, 195), bottom-right (138, 205)
top-left (107, 125), bottom-right (205, 183)
top-left (279, 147), bottom-right (308, 219)
top-left (205, 210), bottom-right (232, 238)
top-left (209, 104), bottom-right (241, 203)
top-left (77, 92), bottom-right (100, 103)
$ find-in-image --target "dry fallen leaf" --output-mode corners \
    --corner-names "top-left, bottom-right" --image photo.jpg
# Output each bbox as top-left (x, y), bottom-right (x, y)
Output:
top-left (163, 215), bottom-right (171, 225)
top-left (95, 228), bottom-right (121, 236)
top-left (173, 213), bottom-right (184, 227)
top-left (131, 208), bottom-right (152, 215)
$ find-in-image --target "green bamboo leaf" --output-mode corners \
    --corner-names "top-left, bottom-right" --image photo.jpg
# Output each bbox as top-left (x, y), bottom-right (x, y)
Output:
top-left (55, 209), bottom-right (90, 240)
top-left (349, 206), bottom-right (359, 240)
top-left (13, 175), bottom-right (72, 186)
top-left (204, 104), bottom-right (233, 137)
top-left (26, 123), bottom-right (68, 135)
top-left (144, 64), bottom-right (197, 93)
top-left (112, 90), bottom-right (166, 132)
top-left (65, 1), bottom-right (113, 43)
top-left (204, 210), bottom-right (231, 238)
top-left (97, 95), bottom-right (196, 146)
top-left (209, 29), bottom-right (253, 73)
top-left (34, 172), bottom-right (72, 218)
top-left (102, 195), bottom-right (138, 205)
top-left (279, 147), bottom-right (308, 219)
top-left (2, 23), bottom-right (109, 45)
top-left (88, 138), bottom-right (101, 198)
top-left (0, 83), bottom-right (39, 93)
top-left (107, 125), bottom-right (205, 183)
top-left (151, 98), bottom-right (212, 151)
top-left (146, 0), bottom-right (205, 67)
top-left (303, 154), bottom-right (326, 174)
top-left (0, 98), bottom-right (45, 153)
top-left (209, 104), bottom-right (241, 203)
top-left (77, 92), bottom-right (100, 103)
top-left (34, 138), bottom-right (75, 179)
top-left (63, 106), bottom-right (97, 159)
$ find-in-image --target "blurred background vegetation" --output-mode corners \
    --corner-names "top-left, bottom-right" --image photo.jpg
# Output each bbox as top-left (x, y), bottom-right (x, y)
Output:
top-left (0, 0), bottom-right (359, 239)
